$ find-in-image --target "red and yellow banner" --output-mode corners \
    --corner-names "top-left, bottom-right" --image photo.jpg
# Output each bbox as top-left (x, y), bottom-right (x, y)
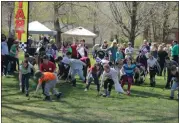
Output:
top-left (14, 1), bottom-right (28, 42)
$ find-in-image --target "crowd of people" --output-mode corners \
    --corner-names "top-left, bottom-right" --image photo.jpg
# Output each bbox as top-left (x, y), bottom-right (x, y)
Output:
top-left (1, 33), bottom-right (179, 101)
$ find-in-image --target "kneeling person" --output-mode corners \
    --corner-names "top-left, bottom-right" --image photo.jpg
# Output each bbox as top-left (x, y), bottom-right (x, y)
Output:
top-left (35, 71), bottom-right (62, 101)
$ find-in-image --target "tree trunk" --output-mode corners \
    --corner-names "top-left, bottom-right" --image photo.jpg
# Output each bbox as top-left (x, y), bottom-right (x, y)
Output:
top-left (8, 10), bottom-right (13, 37)
top-left (129, 2), bottom-right (137, 47)
top-left (162, 5), bottom-right (169, 43)
top-left (54, 3), bottom-right (62, 48)
top-left (93, 11), bottom-right (97, 45)
top-left (143, 25), bottom-right (149, 40)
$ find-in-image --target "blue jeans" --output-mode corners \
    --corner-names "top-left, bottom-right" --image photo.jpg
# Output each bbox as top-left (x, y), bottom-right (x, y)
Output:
top-left (170, 81), bottom-right (179, 97)
top-left (71, 69), bottom-right (85, 81)
top-left (86, 73), bottom-right (100, 92)
top-left (21, 73), bottom-right (30, 94)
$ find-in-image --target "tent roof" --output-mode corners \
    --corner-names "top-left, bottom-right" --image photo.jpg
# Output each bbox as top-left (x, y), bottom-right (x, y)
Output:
top-left (28, 21), bottom-right (56, 35)
top-left (62, 27), bottom-right (97, 37)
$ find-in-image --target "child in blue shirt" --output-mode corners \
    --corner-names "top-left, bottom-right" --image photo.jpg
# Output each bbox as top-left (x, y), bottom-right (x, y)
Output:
top-left (121, 57), bottom-right (138, 95)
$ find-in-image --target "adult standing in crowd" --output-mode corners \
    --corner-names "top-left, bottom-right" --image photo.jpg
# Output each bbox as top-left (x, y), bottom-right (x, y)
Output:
top-left (157, 45), bottom-right (168, 76)
top-left (171, 40), bottom-right (179, 63)
top-left (1, 34), bottom-right (9, 76)
top-left (107, 40), bottom-right (118, 64)
top-left (100, 40), bottom-right (109, 58)
top-left (140, 40), bottom-right (150, 55)
top-left (71, 40), bottom-right (78, 59)
top-left (77, 39), bottom-right (88, 59)
top-left (62, 42), bottom-right (69, 56)
top-left (50, 39), bottom-right (58, 58)
top-left (125, 42), bottom-right (134, 58)
top-left (150, 43), bottom-right (158, 59)
top-left (9, 40), bottom-right (19, 74)
top-left (100, 40), bottom-right (109, 51)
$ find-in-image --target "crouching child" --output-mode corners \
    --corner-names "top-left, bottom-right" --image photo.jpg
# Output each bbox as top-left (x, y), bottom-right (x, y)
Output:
top-left (170, 65), bottom-right (179, 100)
top-left (35, 71), bottom-right (63, 101)
top-left (19, 60), bottom-right (35, 96)
top-left (84, 63), bottom-right (102, 95)
top-left (68, 59), bottom-right (86, 87)
top-left (101, 64), bottom-right (124, 97)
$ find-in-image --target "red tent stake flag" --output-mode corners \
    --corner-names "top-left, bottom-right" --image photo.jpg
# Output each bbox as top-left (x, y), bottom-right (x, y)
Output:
top-left (14, 1), bottom-right (28, 52)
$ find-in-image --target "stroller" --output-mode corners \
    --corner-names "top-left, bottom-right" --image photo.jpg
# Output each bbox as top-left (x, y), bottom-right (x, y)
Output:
top-left (96, 50), bottom-right (109, 60)
top-left (134, 63), bottom-right (146, 85)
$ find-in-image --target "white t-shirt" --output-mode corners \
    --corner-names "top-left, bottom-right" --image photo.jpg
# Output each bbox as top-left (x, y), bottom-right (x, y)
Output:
top-left (77, 46), bottom-right (85, 57)
top-left (147, 57), bottom-right (157, 67)
top-left (101, 68), bottom-right (124, 93)
top-left (125, 47), bottom-right (134, 55)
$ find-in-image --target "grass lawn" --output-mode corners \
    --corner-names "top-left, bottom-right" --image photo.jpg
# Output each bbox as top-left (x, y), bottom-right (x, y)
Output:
top-left (1, 51), bottom-right (178, 123)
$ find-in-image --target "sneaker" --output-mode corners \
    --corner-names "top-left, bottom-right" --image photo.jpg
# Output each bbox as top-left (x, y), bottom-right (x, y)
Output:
top-left (56, 92), bottom-right (63, 99)
top-left (26, 93), bottom-right (29, 97)
top-left (22, 89), bottom-right (25, 93)
top-left (84, 88), bottom-right (88, 92)
top-left (102, 93), bottom-right (107, 97)
top-left (127, 91), bottom-right (130, 95)
top-left (44, 96), bottom-right (52, 101)
top-left (72, 84), bottom-right (76, 87)
top-left (170, 96), bottom-right (174, 100)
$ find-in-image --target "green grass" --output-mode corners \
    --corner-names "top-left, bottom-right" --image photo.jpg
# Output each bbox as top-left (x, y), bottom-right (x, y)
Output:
top-left (2, 52), bottom-right (178, 123)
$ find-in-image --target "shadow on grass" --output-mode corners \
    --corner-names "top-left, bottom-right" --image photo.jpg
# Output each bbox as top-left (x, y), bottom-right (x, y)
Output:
top-left (130, 89), bottom-right (170, 100)
top-left (2, 104), bottom-right (113, 123)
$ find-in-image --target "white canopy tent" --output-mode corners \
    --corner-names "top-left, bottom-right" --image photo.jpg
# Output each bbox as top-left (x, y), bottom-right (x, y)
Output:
top-left (28, 21), bottom-right (57, 35)
top-left (62, 27), bottom-right (97, 38)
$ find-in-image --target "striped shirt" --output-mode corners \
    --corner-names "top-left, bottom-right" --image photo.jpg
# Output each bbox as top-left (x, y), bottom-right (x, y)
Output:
top-left (123, 64), bottom-right (136, 76)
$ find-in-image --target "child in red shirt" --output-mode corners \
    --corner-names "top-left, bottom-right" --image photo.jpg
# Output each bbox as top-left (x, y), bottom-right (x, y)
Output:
top-left (40, 55), bottom-right (56, 95)
top-left (40, 55), bottom-right (56, 72)
top-left (84, 63), bottom-right (102, 94)
top-left (35, 71), bottom-right (62, 101)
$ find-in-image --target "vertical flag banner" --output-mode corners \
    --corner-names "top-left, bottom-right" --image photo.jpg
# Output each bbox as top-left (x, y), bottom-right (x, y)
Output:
top-left (14, 1), bottom-right (28, 52)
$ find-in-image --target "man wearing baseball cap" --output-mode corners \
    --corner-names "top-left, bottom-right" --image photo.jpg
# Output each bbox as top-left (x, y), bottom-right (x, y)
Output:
top-left (125, 42), bottom-right (134, 57)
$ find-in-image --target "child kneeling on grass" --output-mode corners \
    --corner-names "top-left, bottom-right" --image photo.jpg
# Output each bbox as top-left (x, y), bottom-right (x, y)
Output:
top-left (170, 65), bottom-right (179, 100)
top-left (19, 60), bottom-right (35, 96)
top-left (35, 71), bottom-right (62, 101)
